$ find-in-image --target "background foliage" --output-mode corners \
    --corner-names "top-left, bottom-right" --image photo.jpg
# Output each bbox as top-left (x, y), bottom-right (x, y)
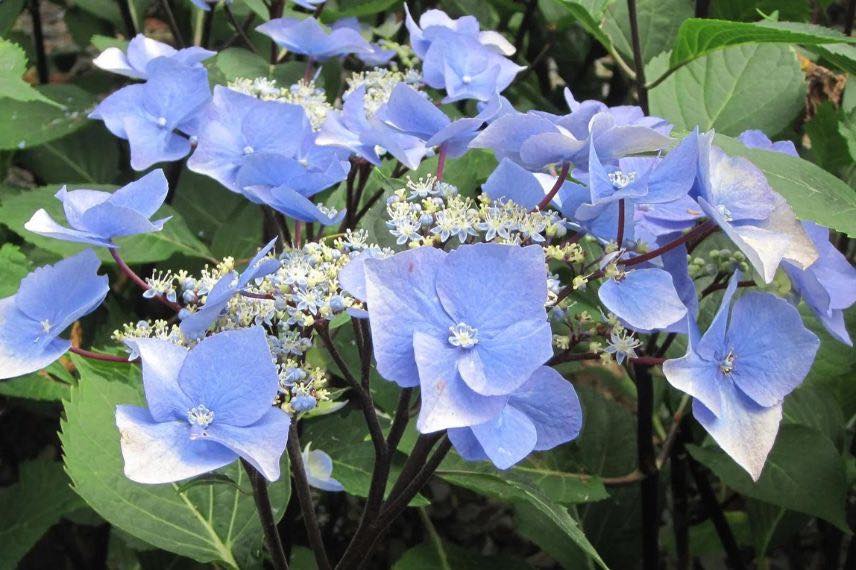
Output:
top-left (0, 0), bottom-right (854, 568)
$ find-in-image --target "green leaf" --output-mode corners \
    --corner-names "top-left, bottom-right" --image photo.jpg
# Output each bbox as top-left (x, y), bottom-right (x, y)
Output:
top-left (393, 540), bottom-right (531, 570)
top-left (321, 0), bottom-right (403, 21)
top-left (0, 184), bottom-right (214, 262)
top-left (215, 47), bottom-right (270, 81)
top-left (437, 453), bottom-right (609, 505)
top-left (746, 499), bottom-right (785, 558)
top-left (713, 133), bottom-right (856, 236)
top-left (0, 242), bottom-right (30, 296)
top-left (687, 424), bottom-right (849, 531)
top-left (0, 39), bottom-right (61, 106)
top-left (804, 102), bottom-right (852, 175)
top-left (0, 458), bottom-right (84, 568)
top-left (782, 384), bottom-right (845, 446)
top-left (60, 370), bottom-right (291, 566)
top-left (17, 124), bottom-right (121, 185)
top-left (515, 503), bottom-right (595, 569)
top-left (0, 361), bottom-right (74, 401)
top-left (552, 0), bottom-right (615, 50)
top-left (668, 18), bottom-right (856, 70)
top-left (0, 84), bottom-right (95, 150)
top-left (505, 481), bottom-right (608, 569)
top-left (602, 0), bottom-right (693, 64)
top-left (0, 0), bottom-right (26, 36)
top-left (649, 43), bottom-right (805, 136)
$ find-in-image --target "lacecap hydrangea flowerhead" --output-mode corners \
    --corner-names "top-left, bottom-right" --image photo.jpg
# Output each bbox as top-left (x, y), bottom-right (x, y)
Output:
top-left (4, 0), bottom-right (853, 530)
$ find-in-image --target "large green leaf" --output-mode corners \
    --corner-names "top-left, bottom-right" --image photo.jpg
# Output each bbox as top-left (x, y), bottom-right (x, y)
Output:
top-left (713, 134), bottom-right (856, 237)
top-left (649, 43), bottom-right (805, 136)
top-left (0, 39), bottom-right (60, 106)
top-left (551, 0), bottom-right (615, 50)
top-left (60, 370), bottom-right (291, 566)
top-left (602, 0), bottom-right (693, 64)
top-left (0, 458), bottom-right (85, 568)
top-left (668, 18), bottom-right (856, 70)
top-left (393, 539), bottom-right (531, 570)
top-left (0, 184), bottom-right (214, 262)
top-left (0, 84), bottom-right (95, 150)
top-left (687, 425), bottom-right (849, 531)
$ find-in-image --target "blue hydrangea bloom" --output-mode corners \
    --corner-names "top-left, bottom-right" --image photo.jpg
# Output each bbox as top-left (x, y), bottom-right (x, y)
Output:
top-left (695, 133), bottom-right (817, 283)
top-left (482, 158), bottom-right (572, 210)
top-left (374, 83), bottom-right (493, 163)
top-left (471, 90), bottom-right (671, 170)
top-left (663, 273), bottom-right (820, 480)
top-left (783, 221), bottom-right (856, 346)
top-left (236, 150), bottom-right (349, 225)
top-left (332, 18), bottom-right (395, 66)
top-left (188, 87), bottom-right (311, 192)
top-left (0, 250), bottom-right (109, 380)
top-left (316, 85), bottom-right (426, 168)
top-left (293, 0), bottom-right (326, 10)
top-left (405, 5), bottom-right (520, 102)
top-left (303, 444), bottom-right (345, 492)
top-left (738, 129), bottom-right (799, 157)
top-left (598, 267), bottom-right (688, 331)
top-left (116, 327), bottom-right (290, 483)
top-left (341, 243), bottom-right (552, 432)
top-left (93, 34), bottom-right (215, 80)
top-left (179, 239), bottom-right (281, 338)
top-left (90, 58), bottom-right (212, 170)
top-left (256, 17), bottom-right (372, 60)
top-left (25, 170), bottom-right (170, 248)
top-left (447, 366), bottom-right (582, 469)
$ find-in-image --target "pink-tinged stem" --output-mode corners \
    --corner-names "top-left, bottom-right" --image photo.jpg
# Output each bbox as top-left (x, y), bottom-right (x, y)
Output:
top-left (303, 58), bottom-right (315, 82)
top-left (69, 346), bottom-right (134, 364)
top-left (294, 222), bottom-right (303, 248)
top-left (631, 356), bottom-right (666, 366)
top-left (623, 220), bottom-right (717, 267)
top-left (109, 248), bottom-right (182, 312)
top-left (536, 162), bottom-right (570, 211)
top-left (436, 144), bottom-right (448, 181)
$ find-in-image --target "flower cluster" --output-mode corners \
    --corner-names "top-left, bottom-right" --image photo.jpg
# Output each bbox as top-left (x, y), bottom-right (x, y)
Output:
top-left (2, 4), bottom-right (853, 489)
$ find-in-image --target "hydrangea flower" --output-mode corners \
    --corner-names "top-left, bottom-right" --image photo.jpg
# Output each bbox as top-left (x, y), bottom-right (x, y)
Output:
top-left (663, 273), bottom-right (820, 480)
top-left (302, 444), bottom-right (345, 492)
top-left (405, 5), bottom-right (521, 101)
top-left (447, 366), bottom-right (582, 469)
top-left (738, 129), bottom-right (799, 157)
top-left (316, 85), bottom-right (426, 167)
top-left (0, 250), bottom-right (109, 379)
top-left (179, 239), bottom-right (281, 338)
top-left (93, 34), bottom-right (215, 80)
top-left (256, 17), bottom-right (372, 60)
top-left (236, 150), bottom-right (349, 225)
top-left (374, 83), bottom-right (496, 165)
top-left (783, 222), bottom-right (856, 345)
top-left (116, 327), bottom-right (290, 483)
top-left (471, 90), bottom-right (671, 170)
top-left (482, 158), bottom-right (572, 210)
top-left (25, 170), bottom-right (170, 248)
top-left (340, 243), bottom-right (553, 432)
top-left (695, 133), bottom-right (817, 283)
top-left (90, 58), bottom-right (212, 170)
top-left (332, 18), bottom-right (396, 66)
top-left (404, 4), bottom-right (515, 58)
top-left (187, 87), bottom-right (311, 192)
top-left (598, 267), bottom-right (688, 331)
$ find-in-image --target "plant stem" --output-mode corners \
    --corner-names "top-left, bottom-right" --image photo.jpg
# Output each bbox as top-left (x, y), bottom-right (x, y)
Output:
top-left (670, 426), bottom-right (690, 570)
top-left (242, 459), bottom-right (290, 570)
top-left (435, 145), bottom-right (447, 181)
top-left (200, 7), bottom-right (215, 49)
top-left (695, 0), bottom-right (711, 18)
top-left (268, 0), bottom-right (284, 63)
top-left (160, 0), bottom-right (185, 47)
top-left (285, 426), bottom-right (331, 570)
top-left (29, 0), bottom-right (48, 84)
top-left (116, 0), bottom-right (137, 37)
top-left (686, 450), bottom-right (747, 569)
top-left (624, 220), bottom-right (716, 267)
top-left (386, 388), bottom-right (413, 454)
top-left (69, 346), bottom-right (133, 363)
top-left (536, 162), bottom-right (569, 211)
top-left (847, 0), bottom-right (855, 36)
top-left (634, 362), bottom-right (659, 570)
top-left (626, 0), bottom-right (649, 113)
top-left (224, 4), bottom-right (258, 53)
top-left (616, 198), bottom-right (626, 246)
top-left (514, 0), bottom-right (537, 53)
top-left (109, 248), bottom-right (183, 312)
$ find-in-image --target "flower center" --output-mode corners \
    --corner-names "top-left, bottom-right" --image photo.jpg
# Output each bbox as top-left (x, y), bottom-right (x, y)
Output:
top-left (40, 319), bottom-right (52, 333)
top-left (187, 404), bottom-right (215, 428)
top-left (448, 322), bottom-right (479, 348)
top-left (719, 349), bottom-right (736, 375)
top-left (461, 74), bottom-right (473, 84)
top-left (243, 145), bottom-right (255, 155)
top-left (156, 116), bottom-right (168, 128)
top-left (608, 170), bottom-right (636, 189)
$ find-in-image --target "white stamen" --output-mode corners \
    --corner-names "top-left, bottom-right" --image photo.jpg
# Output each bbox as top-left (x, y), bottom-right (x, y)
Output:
top-left (608, 170), bottom-right (636, 189)
top-left (448, 322), bottom-right (479, 348)
top-left (187, 404), bottom-right (215, 428)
